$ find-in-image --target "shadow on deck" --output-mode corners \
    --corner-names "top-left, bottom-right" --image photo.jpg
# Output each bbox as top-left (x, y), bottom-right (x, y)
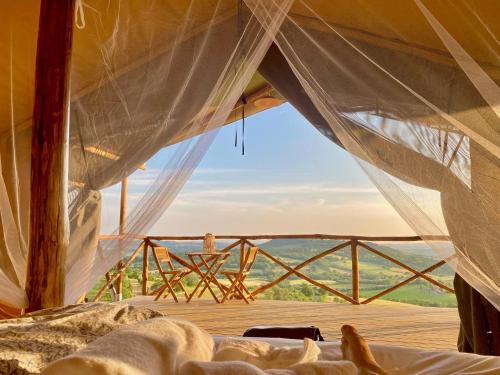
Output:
top-left (126, 296), bottom-right (459, 350)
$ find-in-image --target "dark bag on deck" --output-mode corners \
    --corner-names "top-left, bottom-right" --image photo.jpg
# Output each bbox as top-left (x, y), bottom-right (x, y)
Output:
top-left (243, 325), bottom-right (325, 341)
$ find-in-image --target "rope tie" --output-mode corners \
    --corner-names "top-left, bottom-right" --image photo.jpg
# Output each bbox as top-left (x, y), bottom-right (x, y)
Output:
top-left (241, 95), bottom-right (246, 155)
top-left (75, 0), bottom-right (86, 29)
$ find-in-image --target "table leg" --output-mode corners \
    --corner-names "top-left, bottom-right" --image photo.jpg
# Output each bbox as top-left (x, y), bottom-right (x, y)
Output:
top-left (187, 256), bottom-right (219, 303)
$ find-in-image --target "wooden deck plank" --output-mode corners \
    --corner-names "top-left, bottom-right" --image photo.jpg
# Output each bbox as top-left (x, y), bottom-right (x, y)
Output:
top-left (126, 297), bottom-right (459, 350)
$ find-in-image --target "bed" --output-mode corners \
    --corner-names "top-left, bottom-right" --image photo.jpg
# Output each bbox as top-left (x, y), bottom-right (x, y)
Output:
top-left (0, 303), bottom-right (164, 374)
top-left (213, 336), bottom-right (500, 375)
top-left (1, 304), bottom-right (499, 374)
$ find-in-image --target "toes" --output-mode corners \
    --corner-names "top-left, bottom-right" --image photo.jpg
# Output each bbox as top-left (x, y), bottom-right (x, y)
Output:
top-left (341, 324), bottom-right (357, 336)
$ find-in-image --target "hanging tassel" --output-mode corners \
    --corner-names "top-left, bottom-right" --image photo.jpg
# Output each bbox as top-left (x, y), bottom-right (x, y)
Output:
top-left (241, 95), bottom-right (247, 155)
top-left (234, 124), bottom-right (238, 147)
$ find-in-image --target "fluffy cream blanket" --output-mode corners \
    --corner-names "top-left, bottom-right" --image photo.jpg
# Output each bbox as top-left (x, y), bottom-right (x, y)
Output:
top-left (0, 303), bottom-right (164, 374)
top-left (42, 317), bottom-right (356, 375)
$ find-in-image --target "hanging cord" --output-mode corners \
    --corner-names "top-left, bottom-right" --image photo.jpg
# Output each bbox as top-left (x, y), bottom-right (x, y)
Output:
top-left (75, 0), bottom-right (86, 29)
top-left (241, 95), bottom-right (247, 155)
top-left (234, 121), bottom-right (238, 148)
top-left (233, 0), bottom-right (245, 150)
top-left (237, 0), bottom-right (247, 155)
top-left (74, 0), bottom-right (100, 30)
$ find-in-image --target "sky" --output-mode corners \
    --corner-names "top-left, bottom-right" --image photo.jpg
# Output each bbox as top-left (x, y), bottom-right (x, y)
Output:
top-left (100, 103), bottom-right (415, 236)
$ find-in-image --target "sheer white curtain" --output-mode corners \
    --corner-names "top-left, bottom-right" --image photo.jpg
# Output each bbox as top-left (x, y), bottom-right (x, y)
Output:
top-left (0, 0), bottom-right (293, 307)
top-left (0, 2), bottom-right (38, 308)
top-left (65, 0), bottom-right (292, 304)
top-left (246, 0), bottom-right (500, 308)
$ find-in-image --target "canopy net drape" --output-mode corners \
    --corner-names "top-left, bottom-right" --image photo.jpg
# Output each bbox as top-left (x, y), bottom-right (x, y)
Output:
top-left (250, 0), bottom-right (500, 308)
top-left (0, 0), bottom-right (499, 310)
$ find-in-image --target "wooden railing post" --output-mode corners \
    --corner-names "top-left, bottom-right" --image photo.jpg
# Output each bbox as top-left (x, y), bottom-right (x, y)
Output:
top-left (142, 240), bottom-right (149, 295)
top-left (116, 177), bottom-right (128, 300)
top-left (351, 239), bottom-right (359, 304)
top-left (240, 239), bottom-right (246, 271)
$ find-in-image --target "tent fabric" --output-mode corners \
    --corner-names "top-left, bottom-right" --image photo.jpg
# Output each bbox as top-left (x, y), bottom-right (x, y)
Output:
top-left (454, 274), bottom-right (500, 356)
top-left (0, 0), bottom-right (499, 317)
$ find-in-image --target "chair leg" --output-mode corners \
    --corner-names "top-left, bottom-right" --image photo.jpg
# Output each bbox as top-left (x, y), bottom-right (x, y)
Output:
top-left (163, 280), bottom-right (174, 299)
top-left (154, 285), bottom-right (168, 301)
top-left (161, 276), bottom-right (178, 303)
top-left (170, 275), bottom-right (189, 300)
top-left (221, 277), bottom-right (239, 303)
top-left (177, 279), bottom-right (190, 299)
top-left (167, 281), bottom-right (179, 303)
top-left (233, 281), bottom-right (250, 304)
top-left (240, 281), bottom-right (255, 301)
top-left (226, 275), bottom-right (239, 300)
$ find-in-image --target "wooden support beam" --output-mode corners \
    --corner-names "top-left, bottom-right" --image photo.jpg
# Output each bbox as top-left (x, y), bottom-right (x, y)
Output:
top-left (116, 177), bottom-right (127, 300)
top-left (142, 240), bottom-right (149, 295)
top-left (351, 240), bottom-right (360, 304)
top-left (239, 240), bottom-right (246, 271)
top-left (25, 0), bottom-right (75, 312)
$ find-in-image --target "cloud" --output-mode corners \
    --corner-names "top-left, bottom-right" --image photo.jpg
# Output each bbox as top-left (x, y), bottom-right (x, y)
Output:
top-left (99, 175), bottom-right (415, 236)
top-left (179, 183), bottom-right (379, 199)
top-left (192, 168), bottom-right (247, 175)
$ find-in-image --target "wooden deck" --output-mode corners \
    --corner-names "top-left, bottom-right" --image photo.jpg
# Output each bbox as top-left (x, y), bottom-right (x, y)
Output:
top-left (127, 296), bottom-right (460, 350)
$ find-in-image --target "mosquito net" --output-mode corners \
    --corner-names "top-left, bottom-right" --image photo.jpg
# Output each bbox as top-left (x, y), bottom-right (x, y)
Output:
top-left (1, 0), bottom-right (292, 307)
top-left (0, 0), bottom-right (499, 310)
top-left (248, 0), bottom-right (500, 308)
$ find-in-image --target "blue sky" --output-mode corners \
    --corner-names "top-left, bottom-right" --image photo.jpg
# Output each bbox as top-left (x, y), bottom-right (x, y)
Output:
top-left (101, 103), bottom-right (414, 235)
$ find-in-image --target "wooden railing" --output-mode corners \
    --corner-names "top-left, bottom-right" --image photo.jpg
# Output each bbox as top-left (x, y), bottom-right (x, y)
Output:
top-left (94, 234), bottom-right (454, 304)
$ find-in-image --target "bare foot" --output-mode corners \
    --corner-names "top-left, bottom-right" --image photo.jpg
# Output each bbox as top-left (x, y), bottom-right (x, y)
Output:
top-left (341, 325), bottom-right (387, 375)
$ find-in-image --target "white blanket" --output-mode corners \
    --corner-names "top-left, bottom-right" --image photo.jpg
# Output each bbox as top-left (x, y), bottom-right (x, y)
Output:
top-left (218, 337), bottom-right (500, 375)
top-left (42, 318), bottom-right (500, 375)
top-left (42, 318), bottom-right (214, 375)
top-left (0, 302), bottom-right (164, 374)
top-left (42, 318), bottom-right (356, 375)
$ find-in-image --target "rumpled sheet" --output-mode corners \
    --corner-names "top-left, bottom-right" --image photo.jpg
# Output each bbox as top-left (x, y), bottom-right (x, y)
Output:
top-left (218, 337), bottom-right (500, 375)
top-left (186, 338), bottom-right (356, 375)
top-left (42, 317), bottom-right (356, 375)
top-left (0, 303), bottom-right (164, 374)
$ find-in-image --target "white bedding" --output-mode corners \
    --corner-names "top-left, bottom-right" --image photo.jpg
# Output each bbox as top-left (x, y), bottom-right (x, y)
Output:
top-left (41, 317), bottom-right (500, 375)
top-left (214, 336), bottom-right (500, 375)
top-left (0, 303), bottom-right (164, 374)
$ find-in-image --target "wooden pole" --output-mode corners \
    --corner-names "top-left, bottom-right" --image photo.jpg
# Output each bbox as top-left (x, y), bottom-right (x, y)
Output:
top-left (351, 240), bottom-right (360, 304)
top-left (25, 0), bottom-right (75, 312)
top-left (239, 240), bottom-right (246, 271)
top-left (142, 240), bottom-right (149, 295)
top-left (116, 177), bottom-right (127, 300)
